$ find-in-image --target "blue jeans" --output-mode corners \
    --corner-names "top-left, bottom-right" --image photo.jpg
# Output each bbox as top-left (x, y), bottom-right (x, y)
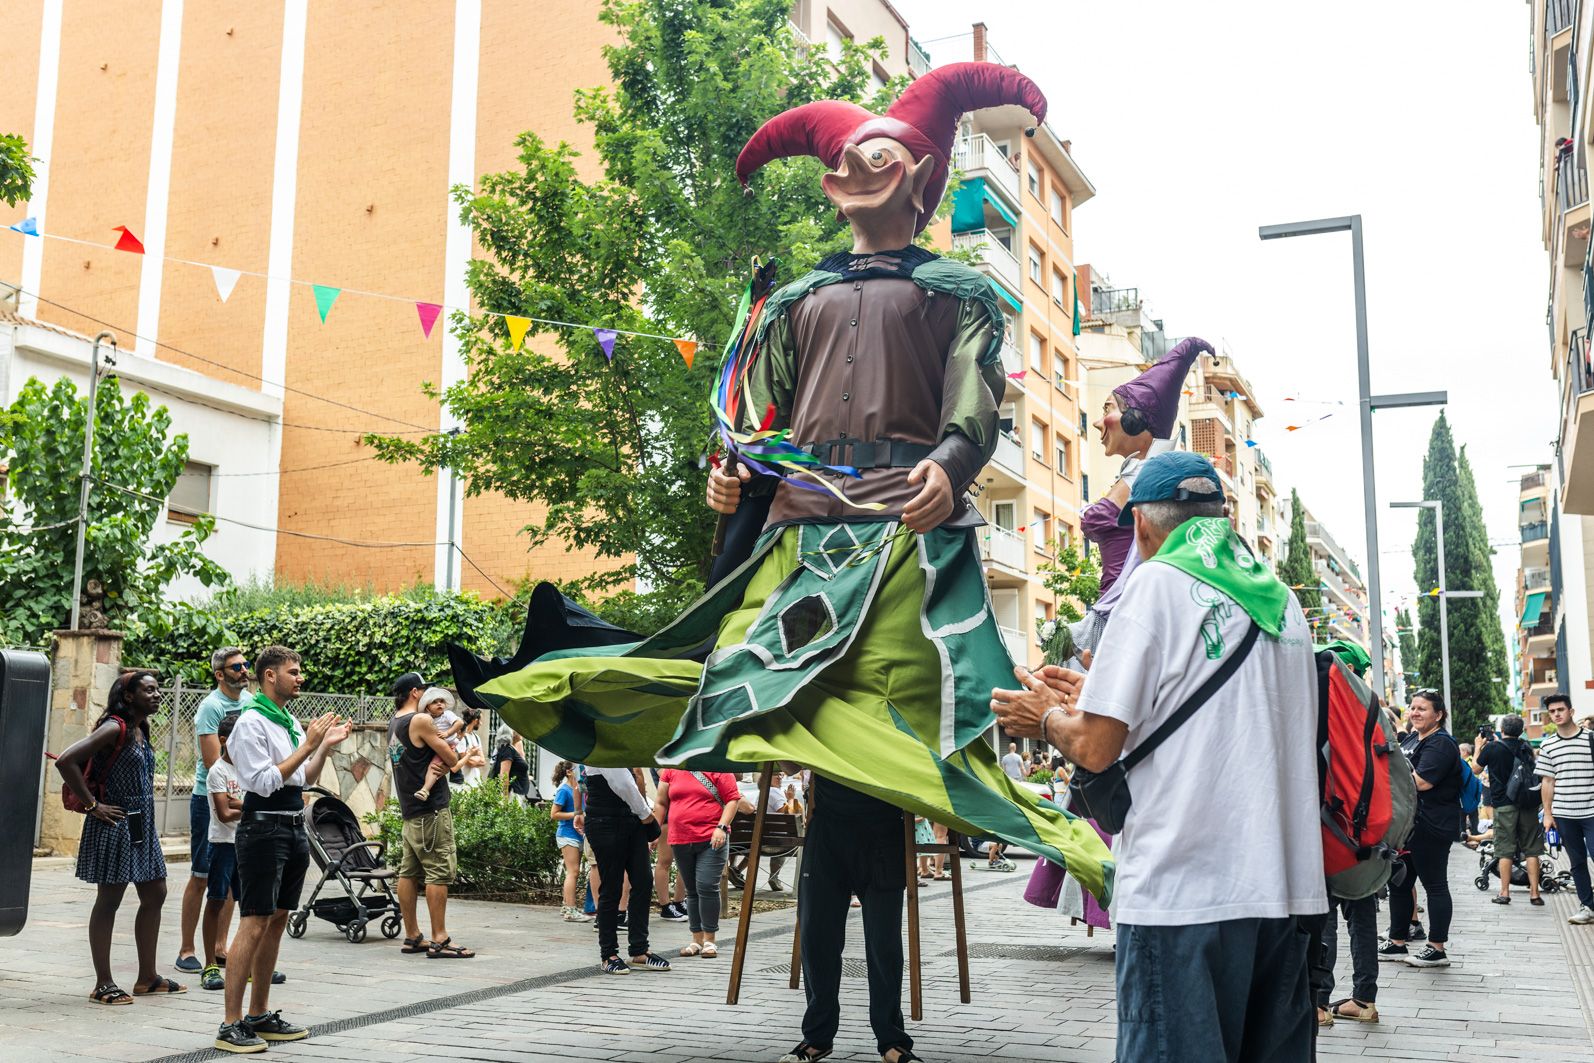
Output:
top-left (1117, 917), bottom-right (1314, 1062)
top-left (189, 792), bottom-right (213, 878)
top-left (672, 840), bottom-right (728, 934)
top-left (1559, 815), bottom-right (1594, 908)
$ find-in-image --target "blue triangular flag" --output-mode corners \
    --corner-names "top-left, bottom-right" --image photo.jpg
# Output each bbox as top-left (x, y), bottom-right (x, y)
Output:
top-left (8, 217), bottom-right (38, 236)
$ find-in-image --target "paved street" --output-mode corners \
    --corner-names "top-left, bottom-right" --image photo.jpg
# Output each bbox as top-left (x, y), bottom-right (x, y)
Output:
top-left (3, 853), bottom-right (1594, 1063)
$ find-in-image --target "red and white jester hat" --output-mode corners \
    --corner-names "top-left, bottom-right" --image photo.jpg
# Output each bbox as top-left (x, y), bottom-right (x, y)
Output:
top-left (735, 62), bottom-right (1049, 234)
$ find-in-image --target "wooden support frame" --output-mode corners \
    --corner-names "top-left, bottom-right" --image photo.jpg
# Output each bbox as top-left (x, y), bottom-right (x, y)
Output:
top-left (726, 764), bottom-right (970, 1010)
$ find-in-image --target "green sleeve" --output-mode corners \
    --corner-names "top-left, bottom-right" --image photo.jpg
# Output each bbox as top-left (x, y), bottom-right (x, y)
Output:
top-left (929, 298), bottom-right (1006, 489)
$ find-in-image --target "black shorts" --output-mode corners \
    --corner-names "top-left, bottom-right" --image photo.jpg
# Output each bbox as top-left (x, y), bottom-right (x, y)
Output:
top-left (234, 815), bottom-right (310, 918)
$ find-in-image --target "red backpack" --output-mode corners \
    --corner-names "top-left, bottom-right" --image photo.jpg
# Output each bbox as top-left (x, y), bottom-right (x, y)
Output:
top-left (58, 717), bottom-right (130, 813)
top-left (1316, 651), bottom-right (1416, 899)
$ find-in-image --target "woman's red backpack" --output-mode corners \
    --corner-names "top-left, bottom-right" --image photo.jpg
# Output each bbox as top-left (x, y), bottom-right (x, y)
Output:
top-left (1316, 651), bottom-right (1417, 899)
top-left (59, 717), bottom-right (130, 813)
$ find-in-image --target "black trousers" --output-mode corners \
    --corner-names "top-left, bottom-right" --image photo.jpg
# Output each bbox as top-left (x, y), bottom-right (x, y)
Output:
top-left (1388, 827), bottom-right (1453, 944)
top-left (798, 788), bottom-right (910, 1055)
top-left (586, 815), bottom-right (651, 961)
top-left (1307, 895), bottom-right (1379, 1006)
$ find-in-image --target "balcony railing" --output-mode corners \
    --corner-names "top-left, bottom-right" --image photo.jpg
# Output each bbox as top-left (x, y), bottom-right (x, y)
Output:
top-left (982, 525), bottom-right (1026, 572)
top-left (1571, 329), bottom-right (1594, 396)
top-left (1524, 566), bottom-right (1551, 590)
top-left (1091, 287), bottom-right (1141, 316)
top-left (1550, 0), bottom-right (1574, 37)
top-left (1521, 469), bottom-right (1547, 491)
top-left (998, 624), bottom-right (1028, 665)
top-left (952, 229), bottom-right (1021, 294)
top-left (1557, 147), bottom-right (1588, 215)
top-left (908, 37), bottom-right (931, 79)
top-left (1523, 520), bottom-right (1551, 543)
top-left (999, 341), bottom-right (1022, 378)
top-left (992, 431), bottom-right (1025, 479)
top-left (953, 133), bottom-right (1020, 205)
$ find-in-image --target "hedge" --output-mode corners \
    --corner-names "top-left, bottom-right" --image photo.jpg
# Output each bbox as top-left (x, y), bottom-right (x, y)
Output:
top-left (365, 785), bottom-right (560, 896)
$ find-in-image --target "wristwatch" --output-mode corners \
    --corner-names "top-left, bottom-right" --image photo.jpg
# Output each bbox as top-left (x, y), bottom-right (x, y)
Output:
top-left (713, 824), bottom-right (729, 834)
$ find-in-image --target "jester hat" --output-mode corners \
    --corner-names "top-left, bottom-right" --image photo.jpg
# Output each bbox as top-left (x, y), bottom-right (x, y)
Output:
top-left (1112, 336), bottom-right (1214, 441)
top-left (736, 62), bottom-right (1049, 234)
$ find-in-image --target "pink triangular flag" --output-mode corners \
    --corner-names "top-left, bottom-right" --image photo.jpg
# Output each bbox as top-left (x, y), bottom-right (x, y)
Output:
top-left (112, 226), bottom-right (145, 254)
top-left (594, 328), bottom-right (618, 362)
top-left (211, 266), bottom-right (240, 302)
top-left (505, 315), bottom-right (530, 351)
top-left (416, 302), bottom-right (443, 339)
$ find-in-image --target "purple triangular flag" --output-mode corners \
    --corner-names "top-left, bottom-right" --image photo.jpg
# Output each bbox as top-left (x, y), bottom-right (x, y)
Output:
top-left (594, 327), bottom-right (617, 362)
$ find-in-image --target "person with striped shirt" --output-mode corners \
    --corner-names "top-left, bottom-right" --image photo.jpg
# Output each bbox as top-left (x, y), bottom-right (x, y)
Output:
top-left (1538, 693), bottom-right (1594, 925)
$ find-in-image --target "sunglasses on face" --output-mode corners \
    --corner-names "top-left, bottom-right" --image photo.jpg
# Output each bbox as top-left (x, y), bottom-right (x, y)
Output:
top-left (224, 663), bottom-right (249, 674)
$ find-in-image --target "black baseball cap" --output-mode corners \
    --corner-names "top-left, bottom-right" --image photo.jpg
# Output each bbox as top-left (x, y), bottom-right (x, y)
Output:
top-left (391, 672), bottom-right (428, 698)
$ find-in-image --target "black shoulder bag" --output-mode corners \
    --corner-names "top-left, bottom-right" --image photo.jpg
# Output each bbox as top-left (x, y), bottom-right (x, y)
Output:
top-left (1068, 621), bottom-right (1260, 834)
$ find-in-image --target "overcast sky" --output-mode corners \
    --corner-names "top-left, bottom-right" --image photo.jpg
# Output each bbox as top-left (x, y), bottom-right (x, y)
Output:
top-left (900, 0), bottom-right (1551, 684)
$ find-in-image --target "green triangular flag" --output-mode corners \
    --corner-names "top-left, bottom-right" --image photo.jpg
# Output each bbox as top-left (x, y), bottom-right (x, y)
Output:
top-left (1072, 276), bottom-right (1082, 337)
top-left (313, 284), bottom-right (341, 323)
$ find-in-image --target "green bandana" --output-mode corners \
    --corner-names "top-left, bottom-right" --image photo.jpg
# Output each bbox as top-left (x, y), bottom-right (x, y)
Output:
top-left (246, 691), bottom-right (300, 748)
top-left (1149, 517), bottom-right (1290, 637)
top-left (1317, 639), bottom-right (1371, 676)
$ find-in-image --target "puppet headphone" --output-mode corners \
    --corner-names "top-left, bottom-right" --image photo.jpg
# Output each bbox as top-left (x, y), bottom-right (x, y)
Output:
top-left (1118, 405), bottom-right (1151, 437)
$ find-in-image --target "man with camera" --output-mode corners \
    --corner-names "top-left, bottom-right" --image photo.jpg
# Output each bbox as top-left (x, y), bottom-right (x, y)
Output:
top-left (1476, 715), bottom-right (1545, 905)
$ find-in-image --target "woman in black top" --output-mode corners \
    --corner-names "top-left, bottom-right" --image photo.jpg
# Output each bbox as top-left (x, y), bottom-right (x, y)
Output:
top-left (1378, 690), bottom-right (1462, 968)
top-left (489, 726), bottom-right (531, 800)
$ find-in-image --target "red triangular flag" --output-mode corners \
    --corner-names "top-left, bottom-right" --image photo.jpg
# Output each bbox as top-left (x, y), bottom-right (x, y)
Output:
top-left (416, 302), bottom-right (443, 339)
top-left (674, 338), bottom-right (697, 369)
top-left (112, 226), bottom-right (145, 254)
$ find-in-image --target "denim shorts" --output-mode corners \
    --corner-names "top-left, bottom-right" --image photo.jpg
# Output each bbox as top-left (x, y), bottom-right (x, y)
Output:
top-left (235, 815), bottom-right (310, 917)
top-left (189, 792), bottom-right (213, 878)
top-left (205, 842), bottom-right (241, 901)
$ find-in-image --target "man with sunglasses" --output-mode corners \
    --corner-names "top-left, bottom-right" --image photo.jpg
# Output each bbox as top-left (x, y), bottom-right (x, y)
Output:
top-left (176, 647), bottom-right (252, 979)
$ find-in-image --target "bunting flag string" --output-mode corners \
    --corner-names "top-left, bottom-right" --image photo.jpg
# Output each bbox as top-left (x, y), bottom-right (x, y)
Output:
top-left (211, 266), bottom-right (241, 303)
top-left (415, 301), bottom-right (443, 339)
top-left (312, 284), bottom-right (341, 323)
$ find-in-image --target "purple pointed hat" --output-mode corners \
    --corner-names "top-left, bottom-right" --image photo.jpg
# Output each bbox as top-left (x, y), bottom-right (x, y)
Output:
top-left (1112, 336), bottom-right (1214, 439)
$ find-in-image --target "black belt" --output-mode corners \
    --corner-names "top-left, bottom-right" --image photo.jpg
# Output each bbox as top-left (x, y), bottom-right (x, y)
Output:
top-left (242, 810), bottom-right (304, 825)
top-left (803, 438), bottom-right (934, 469)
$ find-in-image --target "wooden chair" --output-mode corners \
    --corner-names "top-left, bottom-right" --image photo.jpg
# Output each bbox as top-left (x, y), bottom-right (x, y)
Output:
top-left (725, 764), bottom-right (970, 1020)
top-left (719, 810), bottom-right (804, 922)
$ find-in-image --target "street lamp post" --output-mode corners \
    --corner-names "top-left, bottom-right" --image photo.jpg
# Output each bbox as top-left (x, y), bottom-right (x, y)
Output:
top-left (1391, 499), bottom-right (1484, 721)
top-left (69, 331), bottom-right (117, 631)
top-left (1260, 216), bottom-right (1447, 702)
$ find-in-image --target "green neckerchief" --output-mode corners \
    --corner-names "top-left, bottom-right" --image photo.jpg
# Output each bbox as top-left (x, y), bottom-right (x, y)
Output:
top-left (1316, 639), bottom-right (1371, 676)
top-left (246, 691), bottom-right (300, 748)
top-left (1149, 517), bottom-right (1290, 637)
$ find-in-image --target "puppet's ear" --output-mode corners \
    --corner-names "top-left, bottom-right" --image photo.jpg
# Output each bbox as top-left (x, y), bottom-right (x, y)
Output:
top-left (907, 154), bottom-right (937, 214)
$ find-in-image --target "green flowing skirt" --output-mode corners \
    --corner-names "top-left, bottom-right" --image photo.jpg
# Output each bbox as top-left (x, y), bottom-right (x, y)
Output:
top-left (476, 521), bottom-right (1114, 903)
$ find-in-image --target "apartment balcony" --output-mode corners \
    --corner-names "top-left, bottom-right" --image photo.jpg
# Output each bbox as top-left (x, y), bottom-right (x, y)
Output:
top-left (1522, 520), bottom-right (1550, 543)
top-left (1561, 332), bottom-right (1594, 512)
top-left (986, 430), bottom-right (1026, 490)
top-left (908, 37), bottom-right (931, 79)
top-left (1523, 566), bottom-right (1552, 592)
top-left (999, 341), bottom-right (1023, 379)
top-left (952, 229), bottom-right (1022, 298)
top-left (1521, 489), bottom-right (1547, 525)
top-left (953, 133), bottom-right (1020, 211)
top-left (980, 524), bottom-right (1027, 586)
top-left (1520, 469), bottom-right (1548, 493)
top-left (998, 624), bottom-right (1030, 667)
top-left (1190, 387), bottom-right (1234, 434)
top-left (1557, 147), bottom-right (1590, 267)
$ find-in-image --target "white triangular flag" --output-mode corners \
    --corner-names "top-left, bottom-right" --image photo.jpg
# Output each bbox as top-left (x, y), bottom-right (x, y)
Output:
top-left (211, 266), bottom-right (241, 302)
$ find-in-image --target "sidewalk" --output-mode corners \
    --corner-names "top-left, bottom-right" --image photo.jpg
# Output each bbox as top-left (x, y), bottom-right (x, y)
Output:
top-left (2, 852), bottom-right (1592, 1062)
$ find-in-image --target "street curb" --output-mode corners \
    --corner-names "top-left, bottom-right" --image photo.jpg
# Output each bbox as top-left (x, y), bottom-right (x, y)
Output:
top-left (1552, 888), bottom-right (1594, 1047)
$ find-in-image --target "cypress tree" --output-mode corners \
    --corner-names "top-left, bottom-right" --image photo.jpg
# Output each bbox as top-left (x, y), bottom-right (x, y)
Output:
top-left (1412, 414), bottom-right (1510, 735)
top-left (1395, 605), bottom-right (1420, 696)
top-left (1279, 489), bottom-right (1322, 636)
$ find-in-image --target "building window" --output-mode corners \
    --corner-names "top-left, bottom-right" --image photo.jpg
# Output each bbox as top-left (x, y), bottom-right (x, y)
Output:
top-left (1033, 509), bottom-right (1050, 551)
top-left (993, 499), bottom-right (1016, 530)
top-left (1051, 269), bottom-right (1066, 306)
top-left (1081, 473), bottom-right (1090, 501)
top-left (870, 63), bottom-right (889, 93)
top-left (999, 402), bottom-right (1016, 435)
top-left (1050, 188), bottom-right (1064, 227)
top-left (825, 16), bottom-right (849, 55)
top-left (1031, 417), bottom-right (1047, 461)
top-left (169, 460), bottom-right (214, 524)
top-left (1055, 435), bottom-right (1071, 476)
top-left (1054, 352), bottom-right (1072, 394)
top-left (1027, 160), bottom-right (1040, 198)
top-left (1056, 522), bottom-right (1073, 552)
top-left (1079, 410), bottom-right (1088, 436)
top-left (1028, 244), bottom-right (1043, 284)
top-left (1030, 331), bottom-right (1045, 371)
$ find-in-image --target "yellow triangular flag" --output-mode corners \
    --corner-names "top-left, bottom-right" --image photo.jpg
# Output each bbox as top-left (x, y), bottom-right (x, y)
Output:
top-left (674, 338), bottom-right (697, 369)
top-left (505, 315), bottom-right (531, 351)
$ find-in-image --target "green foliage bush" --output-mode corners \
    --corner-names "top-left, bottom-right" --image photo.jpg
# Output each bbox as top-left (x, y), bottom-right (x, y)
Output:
top-left (364, 785), bottom-right (560, 896)
top-left (1026, 768), bottom-right (1056, 786)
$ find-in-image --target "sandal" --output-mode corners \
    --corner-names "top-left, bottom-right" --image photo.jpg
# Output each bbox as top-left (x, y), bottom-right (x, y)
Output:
top-left (777, 1043), bottom-right (832, 1063)
top-left (701, 941), bottom-right (718, 958)
top-left (401, 935), bottom-right (429, 954)
top-left (679, 942), bottom-right (702, 957)
top-left (1331, 998), bottom-right (1379, 1023)
top-left (1316, 1006), bottom-right (1334, 1028)
top-left (134, 976), bottom-right (187, 995)
top-left (90, 983), bottom-right (133, 1006)
top-left (426, 936), bottom-right (476, 959)
top-left (882, 1050), bottom-right (924, 1063)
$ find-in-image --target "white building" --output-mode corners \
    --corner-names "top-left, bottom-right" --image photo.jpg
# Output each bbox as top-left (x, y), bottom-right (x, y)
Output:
top-left (0, 310), bottom-right (279, 599)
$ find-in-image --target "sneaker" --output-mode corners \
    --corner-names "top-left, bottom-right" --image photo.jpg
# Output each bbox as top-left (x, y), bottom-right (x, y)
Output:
top-left (1407, 920), bottom-right (1425, 939)
top-left (617, 912), bottom-right (629, 929)
top-left (244, 1010), bottom-right (308, 1042)
top-left (174, 955), bottom-right (203, 974)
top-left (214, 1021), bottom-right (267, 1054)
top-left (660, 902), bottom-right (687, 922)
top-left (629, 951), bottom-right (672, 972)
top-left (990, 858), bottom-right (1017, 873)
top-left (1570, 906), bottom-right (1594, 925)
top-left (602, 956), bottom-right (630, 975)
top-left (1376, 941), bottom-right (1408, 961)
top-left (561, 906), bottom-right (591, 923)
top-left (1405, 945), bottom-right (1450, 968)
top-left (768, 877), bottom-right (786, 892)
top-left (201, 965), bottom-right (224, 992)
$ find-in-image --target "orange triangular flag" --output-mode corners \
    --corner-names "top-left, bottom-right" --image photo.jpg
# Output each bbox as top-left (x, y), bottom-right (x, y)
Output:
top-left (674, 338), bottom-right (697, 369)
top-left (505, 315), bottom-right (531, 351)
top-left (112, 226), bottom-right (145, 254)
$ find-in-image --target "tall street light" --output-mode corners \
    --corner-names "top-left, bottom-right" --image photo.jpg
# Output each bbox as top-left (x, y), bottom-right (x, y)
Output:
top-left (1259, 216), bottom-right (1447, 701)
top-left (1390, 499), bottom-right (1484, 721)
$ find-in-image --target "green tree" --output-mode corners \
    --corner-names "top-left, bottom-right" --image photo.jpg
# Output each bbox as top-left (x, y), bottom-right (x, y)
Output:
top-left (1279, 488), bottom-right (1322, 635)
top-left (0, 132), bottom-right (34, 206)
top-left (0, 376), bottom-right (229, 644)
top-left (1394, 605), bottom-right (1420, 694)
top-left (1035, 541), bottom-right (1101, 665)
top-left (1411, 413), bottom-right (1509, 735)
top-left (366, 0), bottom-right (918, 613)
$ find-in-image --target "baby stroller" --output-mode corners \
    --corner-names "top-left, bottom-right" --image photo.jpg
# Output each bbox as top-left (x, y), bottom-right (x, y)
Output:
top-left (1471, 836), bottom-right (1575, 894)
top-left (286, 786), bottom-right (403, 943)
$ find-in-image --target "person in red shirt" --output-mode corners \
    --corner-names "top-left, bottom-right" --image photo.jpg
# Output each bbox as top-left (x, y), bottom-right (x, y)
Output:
top-left (654, 769), bottom-right (750, 958)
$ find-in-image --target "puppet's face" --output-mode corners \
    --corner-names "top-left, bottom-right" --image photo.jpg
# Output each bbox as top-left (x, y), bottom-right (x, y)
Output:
top-left (821, 137), bottom-right (936, 237)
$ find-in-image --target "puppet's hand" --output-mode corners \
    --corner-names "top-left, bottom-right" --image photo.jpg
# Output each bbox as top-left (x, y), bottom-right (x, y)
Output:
top-left (902, 460), bottom-right (953, 533)
top-left (707, 464), bottom-right (752, 514)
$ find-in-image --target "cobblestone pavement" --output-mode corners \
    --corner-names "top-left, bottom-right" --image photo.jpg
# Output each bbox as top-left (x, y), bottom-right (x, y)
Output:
top-left (3, 851), bottom-right (1593, 1062)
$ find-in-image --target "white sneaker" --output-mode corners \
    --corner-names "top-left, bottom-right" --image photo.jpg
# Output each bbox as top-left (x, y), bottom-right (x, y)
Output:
top-left (561, 907), bottom-right (590, 923)
top-left (1570, 906), bottom-right (1594, 925)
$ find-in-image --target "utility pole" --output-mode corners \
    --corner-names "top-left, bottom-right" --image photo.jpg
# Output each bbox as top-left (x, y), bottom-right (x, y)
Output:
top-left (1392, 498), bottom-right (1483, 724)
top-left (69, 332), bottom-right (117, 631)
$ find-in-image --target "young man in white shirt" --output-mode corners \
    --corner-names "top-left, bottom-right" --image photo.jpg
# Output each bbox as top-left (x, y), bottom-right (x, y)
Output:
top-left (213, 646), bottom-right (349, 1055)
top-left (1538, 692), bottom-right (1594, 924)
top-left (992, 452), bottom-right (1326, 1063)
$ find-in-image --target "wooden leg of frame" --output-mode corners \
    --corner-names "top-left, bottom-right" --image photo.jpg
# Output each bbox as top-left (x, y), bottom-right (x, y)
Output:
top-left (903, 811), bottom-right (923, 1022)
top-left (726, 763), bottom-right (774, 1006)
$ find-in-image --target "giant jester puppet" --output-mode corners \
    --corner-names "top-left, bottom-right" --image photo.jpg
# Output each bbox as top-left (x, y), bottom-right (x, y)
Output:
top-left (458, 64), bottom-right (1112, 1037)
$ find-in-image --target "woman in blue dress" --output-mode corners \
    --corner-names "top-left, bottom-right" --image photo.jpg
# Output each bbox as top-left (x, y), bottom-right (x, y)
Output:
top-left (56, 669), bottom-right (183, 1003)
